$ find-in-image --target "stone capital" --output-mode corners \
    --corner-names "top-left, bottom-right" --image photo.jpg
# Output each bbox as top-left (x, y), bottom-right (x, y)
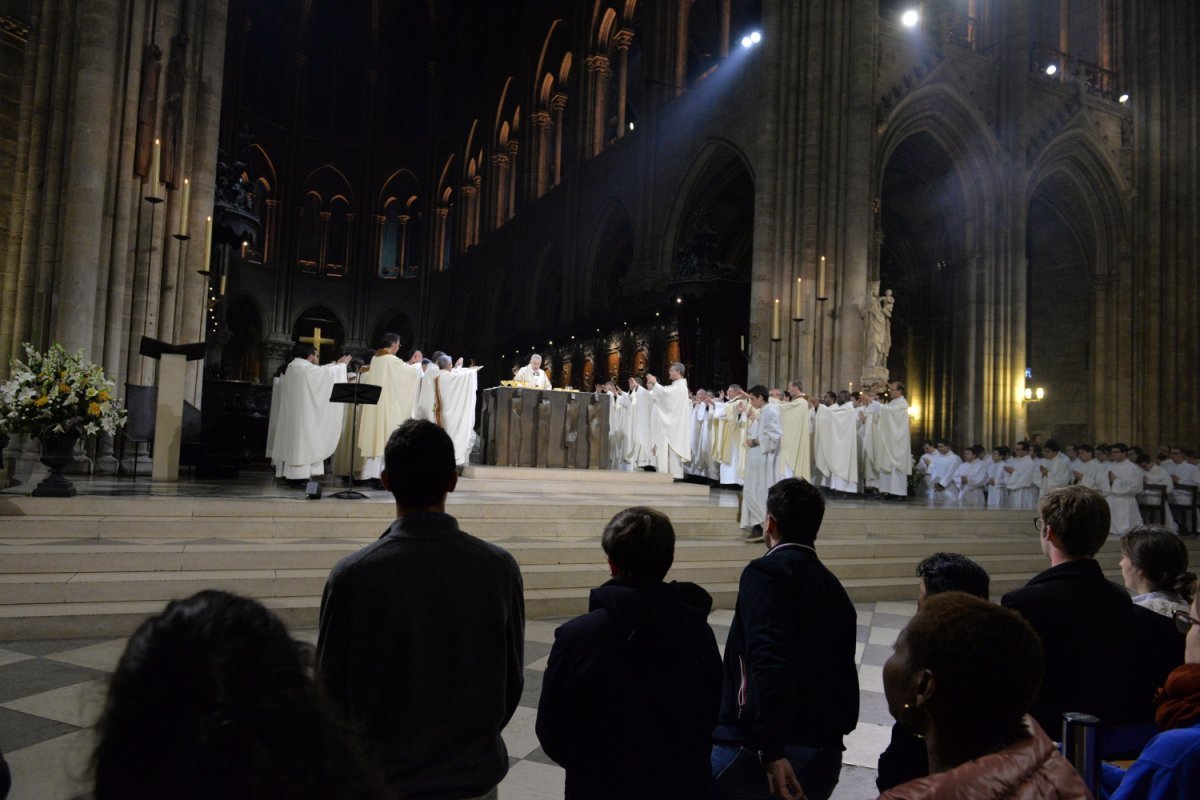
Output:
top-left (435, 206), bottom-right (450, 218)
top-left (461, 185), bottom-right (477, 198)
top-left (531, 111), bottom-right (554, 129)
top-left (551, 93), bottom-right (569, 112)
top-left (507, 140), bottom-right (520, 156)
top-left (585, 54), bottom-right (612, 75)
top-left (472, 176), bottom-right (482, 188)
top-left (613, 29), bottom-right (635, 50)
top-left (318, 210), bottom-right (331, 221)
top-left (373, 214), bottom-right (386, 224)
top-left (397, 213), bottom-right (411, 224)
top-left (491, 153), bottom-right (510, 168)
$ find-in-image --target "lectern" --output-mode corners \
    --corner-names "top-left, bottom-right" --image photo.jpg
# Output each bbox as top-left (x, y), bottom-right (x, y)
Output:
top-left (329, 381), bottom-right (382, 500)
top-left (139, 337), bottom-right (206, 482)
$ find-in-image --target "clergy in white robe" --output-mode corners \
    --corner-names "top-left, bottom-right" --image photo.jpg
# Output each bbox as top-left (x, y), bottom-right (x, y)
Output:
top-left (621, 379), bottom-right (656, 469)
top-left (645, 364), bottom-right (692, 479)
top-left (1073, 446), bottom-right (1106, 491)
top-left (712, 393), bottom-right (749, 485)
top-left (739, 387), bottom-right (782, 531)
top-left (928, 441), bottom-right (963, 505)
top-left (514, 354), bottom-right (552, 389)
top-left (1103, 445), bottom-right (1144, 534)
top-left (1004, 443), bottom-right (1040, 510)
top-left (1037, 442), bottom-right (1074, 496)
top-left (413, 361), bottom-right (441, 422)
top-left (857, 397), bottom-right (880, 492)
top-left (986, 448), bottom-right (1010, 508)
top-left (1137, 456), bottom-right (1177, 532)
top-left (956, 446), bottom-right (989, 507)
top-left (598, 384), bottom-right (628, 470)
top-left (1165, 450), bottom-right (1200, 507)
top-left (778, 396), bottom-right (815, 483)
top-left (873, 384), bottom-right (912, 499)
top-left (814, 396), bottom-right (859, 494)
top-left (267, 346), bottom-right (351, 481)
top-left (356, 337), bottom-right (423, 480)
top-left (431, 358), bottom-right (481, 467)
top-left (686, 392), bottom-right (709, 478)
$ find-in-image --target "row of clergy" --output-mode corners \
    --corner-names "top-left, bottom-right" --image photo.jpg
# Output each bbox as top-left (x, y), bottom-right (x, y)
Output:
top-left (265, 337), bottom-right (482, 481)
top-left (595, 375), bottom-right (914, 517)
top-left (921, 439), bottom-right (1198, 534)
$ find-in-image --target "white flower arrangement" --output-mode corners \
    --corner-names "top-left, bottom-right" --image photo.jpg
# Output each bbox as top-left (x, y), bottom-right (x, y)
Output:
top-left (0, 344), bottom-right (126, 440)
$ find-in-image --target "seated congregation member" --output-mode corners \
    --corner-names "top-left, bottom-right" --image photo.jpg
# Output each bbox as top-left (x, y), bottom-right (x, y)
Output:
top-left (878, 592), bottom-right (1090, 800)
top-left (711, 478), bottom-right (858, 800)
top-left (92, 591), bottom-right (384, 800)
top-left (1002, 485), bottom-right (1133, 737)
top-left (1104, 589), bottom-right (1200, 800)
top-left (317, 420), bottom-right (524, 800)
top-left (535, 507), bottom-right (722, 800)
top-left (1120, 526), bottom-right (1192, 722)
top-left (876, 553), bottom-right (991, 793)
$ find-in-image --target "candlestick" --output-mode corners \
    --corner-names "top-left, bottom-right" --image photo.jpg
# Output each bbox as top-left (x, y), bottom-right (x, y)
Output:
top-left (241, 241), bottom-right (248, 260)
top-left (740, 334), bottom-right (745, 352)
top-left (145, 138), bottom-right (162, 202)
top-left (203, 216), bottom-right (213, 272)
top-left (849, 381), bottom-right (854, 393)
top-left (817, 255), bottom-right (827, 300)
top-left (771, 298), bottom-right (782, 341)
top-left (792, 277), bottom-right (804, 321)
top-left (219, 274), bottom-right (227, 296)
top-left (179, 178), bottom-right (190, 237)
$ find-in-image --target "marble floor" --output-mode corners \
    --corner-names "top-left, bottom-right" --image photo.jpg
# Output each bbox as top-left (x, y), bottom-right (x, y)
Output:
top-left (0, 601), bottom-right (914, 800)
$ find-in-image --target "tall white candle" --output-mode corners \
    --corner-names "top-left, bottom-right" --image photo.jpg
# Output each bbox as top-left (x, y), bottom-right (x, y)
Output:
top-left (203, 216), bottom-right (213, 272)
top-left (179, 178), bottom-right (190, 237)
top-left (772, 298), bottom-right (781, 340)
top-left (794, 277), bottom-right (803, 319)
top-left (149, 138), bottom-right (161, 191)
top-left (818, 256), bottom-right (827, 299)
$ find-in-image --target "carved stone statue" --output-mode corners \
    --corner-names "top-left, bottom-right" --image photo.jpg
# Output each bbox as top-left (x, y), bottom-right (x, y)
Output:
top-left (863, 281), bottom-right (895, 382)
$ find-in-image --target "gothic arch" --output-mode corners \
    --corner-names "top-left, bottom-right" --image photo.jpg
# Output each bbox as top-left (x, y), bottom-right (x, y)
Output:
top-left (660, 139), bottom-right (756, 274)
top-left (585, 201), bottom-right (635, 311)
top-left (529, 240), bottom-right (564, 323)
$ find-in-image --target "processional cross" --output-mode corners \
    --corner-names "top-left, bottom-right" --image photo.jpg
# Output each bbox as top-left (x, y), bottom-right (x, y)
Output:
top-left (299, 327), bottom-right (335, 351)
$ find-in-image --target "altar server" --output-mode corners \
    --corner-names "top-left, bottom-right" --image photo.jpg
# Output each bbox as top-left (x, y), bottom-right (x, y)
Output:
top-left (927, 440), bottom-right (963, 504)
top-left (1037, 440), bottom-right (1073, 496)
top-left (267, 344), bottom-right (351, 482)
top-left (739, 385), bottom-right (782, 535)
top-left (1003, 441), bottom-right (1040, 510)
top-left (1103, 443), bottom-right (1144, 534)
top-left (986, 446), bottom-right (1010, 508)
top-left (955, 445), bottom-right (989, 507)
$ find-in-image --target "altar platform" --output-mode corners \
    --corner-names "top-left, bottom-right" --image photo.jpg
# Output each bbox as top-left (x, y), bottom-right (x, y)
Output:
top-left (0, 466), bottom-right (1178, 639)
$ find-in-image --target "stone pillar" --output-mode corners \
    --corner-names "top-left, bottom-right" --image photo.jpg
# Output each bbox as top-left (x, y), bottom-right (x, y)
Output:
top-left (531, 111), bottom-right (553, 196)
top-left (719, 0), bottom-right (732, 58)
top-left (490, 152), bottom-right (510, 228)
top-left (55, 0), bottom-right (121, 359)
top-left (460, 184), bottom-right (477, 249)
top-left (1058, 0), bottom-right (1070, 73)
top-left (471, 175), bottom-right (483, 244)
top-left (586, 54), bottom-right (611, 156)
top-left (433, 206), bottom-right (448, 272)
top-left (397, 213), bottom-right (410, 274)
top-left (614, 30), bottom-right (634, 138)
top-left (506, 140), bottom-right (519, 220)
top-left (551, 93), bottom-right (567, 185)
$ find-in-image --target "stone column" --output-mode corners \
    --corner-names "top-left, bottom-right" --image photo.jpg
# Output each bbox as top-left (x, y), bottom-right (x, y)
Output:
top-left (585, 54), bottom-right (611, 156)
top-left (531, 111), bottom-right (553, 196)
top-left (719, 0), bottom-right (732, 57)
top-left (460, 184), bottom-right (477, 250)
top-left (506, 140), bottom-right (519, 220)
top-left (1058, 0), bottom-right (1070, 73)
top-left (471, 175), bottom-right (482, 244)
top-left (318, 210), bottom-right (331, 273)
top-left (433, 206), bottom-right (448, 272)
top-left (614, 30), bottom-right (634, 138)
top-left (551, 93), bottom-right (567, 185)
top-left (55, 0), bottom-right (121, 359)
top-left (397, 213), bottom-right (410, 275)
top-left (490, 153), bottom-right (509, 228)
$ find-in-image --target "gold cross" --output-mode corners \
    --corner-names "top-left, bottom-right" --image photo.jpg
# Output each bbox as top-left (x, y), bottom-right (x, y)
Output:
top-left (299, 327), bottom-right (335, 349)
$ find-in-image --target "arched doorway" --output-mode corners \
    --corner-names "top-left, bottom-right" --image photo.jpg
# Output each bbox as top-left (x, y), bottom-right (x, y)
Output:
top-left (224, 295), bottom-right (264, 383)
top-left (879, 131), bottom-right (969, 443)
top-left (370, 312), bottom-right (416, 356)
top-left (666, 143), bottom-right (753, 391)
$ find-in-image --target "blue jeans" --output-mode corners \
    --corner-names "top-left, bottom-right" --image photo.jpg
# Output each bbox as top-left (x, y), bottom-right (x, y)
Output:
top-left (710, 744), bottom-right (842, 800)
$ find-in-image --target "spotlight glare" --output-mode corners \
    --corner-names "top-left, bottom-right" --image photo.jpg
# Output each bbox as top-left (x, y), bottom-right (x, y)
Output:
top-left (741, 35), bottom-right (753, 49)
top-left (750, 31), bottom-right (762, 44)
top-left (1045, 64), bottom-right (1058, 76)
top-left (1118, 93), bottom-right (1130, 103)
top-left (901, 9), bottom-right (919, 28)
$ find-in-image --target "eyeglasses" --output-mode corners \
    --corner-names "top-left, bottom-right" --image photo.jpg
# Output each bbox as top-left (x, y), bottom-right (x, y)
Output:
top-left (1173, 609), bottom-right (1200, 636)
top-left (1033, 518), bottom-right (1045, 533)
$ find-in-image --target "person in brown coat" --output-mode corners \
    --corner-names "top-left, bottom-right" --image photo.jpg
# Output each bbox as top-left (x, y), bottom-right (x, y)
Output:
top-left (879, 592), bottom-right (1090, 799)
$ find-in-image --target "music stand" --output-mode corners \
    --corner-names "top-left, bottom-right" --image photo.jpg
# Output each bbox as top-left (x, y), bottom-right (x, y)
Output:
top-left (329, 381), bottom-right (382, 500)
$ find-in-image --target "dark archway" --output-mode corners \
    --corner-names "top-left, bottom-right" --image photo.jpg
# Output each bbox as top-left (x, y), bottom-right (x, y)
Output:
top-left (224, 295), bottom-right (264, 383)
top-left (370, 312), bottom-right (416, 356)
top-left (879, 131), bottom-right (969, 443)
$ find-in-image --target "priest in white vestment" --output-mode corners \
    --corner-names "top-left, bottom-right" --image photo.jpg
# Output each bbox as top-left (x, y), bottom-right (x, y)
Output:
top-left (814, 391), bottom-right (859, 494)
top-left (356, 335), bottom-right (423, 480)
top-left (413, 359), bottom-right (441, 422)
top-left (986, 447), bottom-right (1010, 508)
top-left (430, 355), bottom-right (481, 467)
top-left (739, 386), bottom-right (782, 534)
top-left (928, 440), bottom-right (963, 505)
top-left (1103, 444), bottom-right (1144, 534)
top-left (873, 383), bottom-right (912, 500)
top-left (645, 363), bottom-right (692, 479)
top-left (599, 384), bottom-right (629, 470)
top-left (1003, 442), bottom-right (1040, 510)
top-left (1072, 446), bottom-right (1106, 490)
top-left (955, 446), bottom-right (989, 507)
top-left (778, 395), bottom-right (815, 482)
top-left (621, 378), bottom-right (656, 469)
top-left (267, 345), bottom-right (351, 482)
top-left (1037, 440), bottom-right (1074, 496)
top-left (713, 390), bottom-right (750, 485)
top-left (514, 354), bottom-right (552, 389)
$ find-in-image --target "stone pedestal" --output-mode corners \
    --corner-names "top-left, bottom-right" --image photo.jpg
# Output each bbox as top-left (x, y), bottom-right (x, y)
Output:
top-left (151, 353), bottom-right (186, 481)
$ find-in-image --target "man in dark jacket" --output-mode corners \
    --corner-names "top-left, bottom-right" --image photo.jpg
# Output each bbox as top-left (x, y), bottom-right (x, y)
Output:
top-left (711, 478), bottom-right (859, 800)
top-left (317, 420), bottom-right (524, 800)
top-left (1002, 485), bottom-right (1133, 737)
top-left (536, 506), bottom-right (722, 800)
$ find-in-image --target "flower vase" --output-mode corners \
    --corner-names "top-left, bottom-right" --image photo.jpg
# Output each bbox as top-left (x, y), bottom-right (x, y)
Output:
top-left (32, 431), bottom-right (79, 497)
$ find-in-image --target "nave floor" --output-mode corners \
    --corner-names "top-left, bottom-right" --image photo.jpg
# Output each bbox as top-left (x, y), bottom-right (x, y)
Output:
top-left (0, 602), bottom-right (911, 800)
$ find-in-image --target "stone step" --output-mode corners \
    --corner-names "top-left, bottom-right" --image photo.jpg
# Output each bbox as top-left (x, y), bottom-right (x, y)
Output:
top-left (462, 465), bottom-right (677, 484)
top-left (457, 477), bottom-right (712, 496)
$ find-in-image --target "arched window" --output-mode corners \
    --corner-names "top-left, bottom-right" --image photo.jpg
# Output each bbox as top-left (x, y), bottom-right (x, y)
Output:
top-left (379, 199), bottom-right (402, 279)
top-left (326, 196), bottom-right (350, 277)
top-left (297, 192), bottom-right (322, 273)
